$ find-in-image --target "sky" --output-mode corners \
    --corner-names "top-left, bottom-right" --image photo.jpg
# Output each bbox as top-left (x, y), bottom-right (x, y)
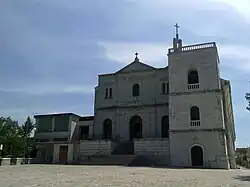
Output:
top-left (0, 0), bottom-right (249, 147)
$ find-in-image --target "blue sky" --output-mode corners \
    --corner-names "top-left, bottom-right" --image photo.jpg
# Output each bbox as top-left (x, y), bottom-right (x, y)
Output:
top-left (0, 0), bottom-right (249, 147)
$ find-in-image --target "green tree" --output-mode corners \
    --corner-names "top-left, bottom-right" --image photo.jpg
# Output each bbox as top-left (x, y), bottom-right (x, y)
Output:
top-left (246, 93), bottom-right (250, 111)
top-left (21, 117), bottom-right (37, 158)
top-left (21, 116), bottom-right (35, 137)
top-left (0, 117), bottom-right (27, 157)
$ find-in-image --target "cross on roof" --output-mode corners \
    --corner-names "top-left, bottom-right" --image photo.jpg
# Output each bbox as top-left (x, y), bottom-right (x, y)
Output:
top-left (134, 52), bottom-right (139, 62)
top-left (135, 52), bottom-right (139, 58)
top-left (174, 23), bottom-right (180, 36)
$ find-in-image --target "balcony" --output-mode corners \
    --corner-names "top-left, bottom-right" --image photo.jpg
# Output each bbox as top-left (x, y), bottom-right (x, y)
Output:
top-left (35, 131), bottom-right (69, 139)
top-left (168, 42), bottom-right (216, 54)
top-left (188, 83), bottom-right (199, 90)
top-left (190, 120), bottom-right (201, 127)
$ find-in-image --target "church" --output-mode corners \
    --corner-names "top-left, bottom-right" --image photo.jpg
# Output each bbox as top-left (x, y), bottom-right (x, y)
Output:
top-left (34, 26), bottom-right (236, 169)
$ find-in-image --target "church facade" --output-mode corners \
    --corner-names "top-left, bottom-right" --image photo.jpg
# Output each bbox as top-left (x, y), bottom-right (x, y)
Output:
top-left (34, 34), bottom-right (236, 169)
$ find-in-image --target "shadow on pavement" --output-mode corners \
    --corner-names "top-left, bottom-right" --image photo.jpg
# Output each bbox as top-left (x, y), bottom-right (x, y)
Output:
top-left (234, 175), bottom-right (250, 182)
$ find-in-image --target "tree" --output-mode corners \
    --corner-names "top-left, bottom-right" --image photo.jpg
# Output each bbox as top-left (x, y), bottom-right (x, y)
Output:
top-left (246, 93), bottom-right (250, 111)
top-left (21, 116), bottom-right (35, 137)
top-left (0, 117), bottom-right (27, 157)
top-left (21, 117), bottom-right (36, 158)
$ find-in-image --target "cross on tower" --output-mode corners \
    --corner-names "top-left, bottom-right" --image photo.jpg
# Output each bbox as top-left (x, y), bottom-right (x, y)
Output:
top-left (174, 23), bottom-right (180, 39)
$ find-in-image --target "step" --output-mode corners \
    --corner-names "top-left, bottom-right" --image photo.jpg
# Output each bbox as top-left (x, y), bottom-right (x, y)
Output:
top-left (112, 141), bottom-right (134, 155)
top-left (79, 155), bottom-right (135, 166)
top-left (128, 155), bottom-right (171, 167)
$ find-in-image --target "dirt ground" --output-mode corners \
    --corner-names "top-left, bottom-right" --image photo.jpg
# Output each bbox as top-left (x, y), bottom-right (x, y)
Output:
top-left (0, 165), bottom-right (250, 187)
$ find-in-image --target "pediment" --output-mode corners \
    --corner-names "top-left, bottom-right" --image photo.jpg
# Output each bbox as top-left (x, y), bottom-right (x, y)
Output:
top-left (116, 61), bottom-right (156, 74)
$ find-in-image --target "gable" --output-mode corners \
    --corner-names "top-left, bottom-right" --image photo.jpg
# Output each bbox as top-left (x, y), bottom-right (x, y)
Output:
top-left (116, 61), bottom-right (156, 74)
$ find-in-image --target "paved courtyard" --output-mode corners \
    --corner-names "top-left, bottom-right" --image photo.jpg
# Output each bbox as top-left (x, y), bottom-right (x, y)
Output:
top-left (0, 165), bottom-right (250, 187)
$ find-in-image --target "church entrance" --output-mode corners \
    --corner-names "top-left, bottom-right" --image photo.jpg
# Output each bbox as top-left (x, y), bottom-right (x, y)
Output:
top-left (129, 115), bottom-right (142, 140)
top-left (191, 145), bottom-right (203, 167)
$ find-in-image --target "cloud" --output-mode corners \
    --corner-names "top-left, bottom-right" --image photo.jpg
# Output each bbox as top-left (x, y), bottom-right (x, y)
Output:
top-left (218, 44), bottom-right (250, 72)
top-left (0, 84), bottom-right (94, 95)
top-left (209, 0), bottom-right (250, 21)
top-left (100, 41), bottom-right (250, 72)
top-left (233, 103), bottom-right (249, 120)
top-left (0, 0), bottom-right (250, 147)
top-left (99, 41), bottom-right (169, 67)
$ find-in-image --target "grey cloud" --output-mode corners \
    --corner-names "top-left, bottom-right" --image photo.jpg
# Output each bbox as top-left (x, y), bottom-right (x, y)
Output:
top-left (1, 0), bottom-right (250, 126)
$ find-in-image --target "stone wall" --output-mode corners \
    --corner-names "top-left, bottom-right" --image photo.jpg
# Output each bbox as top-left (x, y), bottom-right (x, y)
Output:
top-left (169, 131), bottom-right (229, 169)
top-left (94, 65), bottom-right (170, 140)
top-left (134, 138), bottom-right (169, 155)
top-left (221, 79), bottom-right (236, 169)
top-left (79, 140), bottom-right (114, 156)
top-left (94, 105), bottom-right (169, 141)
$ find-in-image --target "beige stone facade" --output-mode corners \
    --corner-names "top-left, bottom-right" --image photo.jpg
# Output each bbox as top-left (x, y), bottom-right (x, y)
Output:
top-left (34, 36), bottom-right (236, 169)
top-left (92, 38), bottom-right (236, 169)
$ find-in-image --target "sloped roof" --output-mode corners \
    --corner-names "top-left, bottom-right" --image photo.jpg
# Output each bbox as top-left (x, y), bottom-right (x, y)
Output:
top-left (115, 57), bottom-right (156, 74)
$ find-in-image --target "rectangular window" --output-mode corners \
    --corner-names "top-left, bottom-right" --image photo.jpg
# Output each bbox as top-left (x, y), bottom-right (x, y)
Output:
top-left (161, 82), bottom-right (169, 94)
top-left (109, 88), bottom-right (113, 98)
top-left (166, 83), bottom-right (169, 94)
top-left (162, 82), bottom-right (169, 94)
top-left (161, 82), bottom-right (166, 94)
top-left (105, 87), bottom-right (113, 99)
top-left (80, 126), bottom-right (90, 140)
top-left (105, 88), bottom-right (108, 98)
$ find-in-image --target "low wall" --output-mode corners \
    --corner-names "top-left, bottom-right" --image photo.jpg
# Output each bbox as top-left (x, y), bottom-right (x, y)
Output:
top-left (0, 158), bottom-right (35, 166)
top-left (134, 138), bottom-right (170, 155)
top-left (79, 140), bottom-right (114, 156)
top-left (10, 158), bottom-right (24, 165)
top-left (0, 158), bottom-right (11, 166)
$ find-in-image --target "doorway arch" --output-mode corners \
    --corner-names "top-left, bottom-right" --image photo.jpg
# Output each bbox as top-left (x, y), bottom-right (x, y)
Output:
top-left (190, 145), bottom-right (204, 167)
top-left (103, 118), bottom-right (112, 140)
top-left (161, 116), bottom-right (169, 138)
top-left (129, 115), bottom-right (142, 140)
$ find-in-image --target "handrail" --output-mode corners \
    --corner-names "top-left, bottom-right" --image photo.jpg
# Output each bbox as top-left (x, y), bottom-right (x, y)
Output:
top-left (169, 42), bottom-right (216, 54)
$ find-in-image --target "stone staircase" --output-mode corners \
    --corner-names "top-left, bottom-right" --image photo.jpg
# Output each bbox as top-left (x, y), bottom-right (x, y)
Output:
top-left (128, 155), bottom-right (170, 167)
top-left (79, 155), bottom-right (135, 166)
top-left (78, 140), bottom-right (171, 167)
top-left (129, 155), bottom-right (158, 167)
top-left (111, 140), bottom-right (134, 155)
top-left (78, 141), bottom-right (135, 166)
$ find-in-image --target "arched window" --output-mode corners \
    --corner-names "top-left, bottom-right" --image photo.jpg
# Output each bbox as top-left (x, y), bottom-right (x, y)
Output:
top-left (132, 83), bottom-right (140, 96)
top-left (188, 70), bottom-right (199, 84)
top-left (190, 106), bottom-right (200, 121)
top-left (161, 116), bottom-right (169, 138)
top-left (130, 115), bottom-right (143, 139)
top-left (103, 119), bottom-right (112, 140)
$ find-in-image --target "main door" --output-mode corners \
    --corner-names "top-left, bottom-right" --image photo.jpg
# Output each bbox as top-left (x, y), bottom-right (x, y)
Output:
top-left (129, 115), bottom-right (142, 140)
top-left (59, 146), bottom-right (68, 164)
top-left (191, 145), bottom-right (203, 167)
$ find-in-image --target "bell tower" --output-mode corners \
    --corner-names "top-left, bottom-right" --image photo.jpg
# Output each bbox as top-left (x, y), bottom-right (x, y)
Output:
top-left (167, 24), bottom-right (230, 169)
top-left (173, 23), bottom-right (182, 51)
